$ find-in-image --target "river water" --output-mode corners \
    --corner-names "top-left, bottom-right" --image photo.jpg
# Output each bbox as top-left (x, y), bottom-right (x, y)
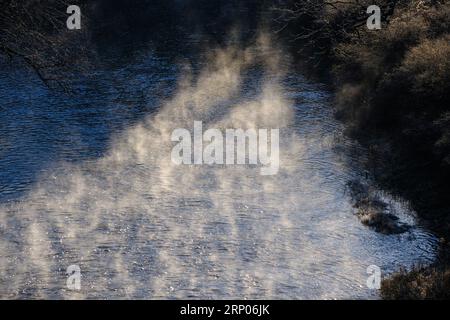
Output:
top-left (0, 32), bottom-right (438, 299)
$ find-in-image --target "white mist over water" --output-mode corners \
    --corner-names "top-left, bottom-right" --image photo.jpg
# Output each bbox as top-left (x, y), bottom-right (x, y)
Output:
top-left (0, 35), bottom-right (438, 299)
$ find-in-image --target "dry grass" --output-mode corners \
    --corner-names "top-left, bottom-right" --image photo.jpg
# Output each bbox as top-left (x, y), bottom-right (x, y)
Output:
top-left (382, 266), bottom-right (450, 299)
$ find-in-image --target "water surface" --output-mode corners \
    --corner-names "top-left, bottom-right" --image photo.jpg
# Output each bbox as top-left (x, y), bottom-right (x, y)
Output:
top-left (0, 35), bottom-right (438, 299)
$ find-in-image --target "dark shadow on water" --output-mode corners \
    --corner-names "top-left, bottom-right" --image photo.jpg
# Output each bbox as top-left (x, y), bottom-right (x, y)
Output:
top-left (0, 53), bottom-right (178, 202)
top-left (0, 1), bottom-right (269, 201)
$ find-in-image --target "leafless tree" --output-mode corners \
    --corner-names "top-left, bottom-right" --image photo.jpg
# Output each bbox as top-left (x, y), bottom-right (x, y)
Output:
top-left (0, 0), bottom-right (89, 90)
top-left (272, 0), bottom-right (402, 65)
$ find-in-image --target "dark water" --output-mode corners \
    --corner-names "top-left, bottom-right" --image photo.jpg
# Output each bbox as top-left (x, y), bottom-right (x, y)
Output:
top-left (0, 31), bottom-right (438, 299)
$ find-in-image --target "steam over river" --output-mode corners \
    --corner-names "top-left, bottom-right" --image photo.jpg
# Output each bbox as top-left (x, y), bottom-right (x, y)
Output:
top-left (0, 34), bottom-right (438, 299)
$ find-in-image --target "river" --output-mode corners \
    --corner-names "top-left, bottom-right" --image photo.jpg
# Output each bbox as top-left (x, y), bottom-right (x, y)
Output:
top-left (0, 30), bottom-right (438, 299)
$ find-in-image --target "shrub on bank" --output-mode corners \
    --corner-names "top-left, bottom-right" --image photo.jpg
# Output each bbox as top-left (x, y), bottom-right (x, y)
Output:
top-left (381, 266), bottom-right (450, 300)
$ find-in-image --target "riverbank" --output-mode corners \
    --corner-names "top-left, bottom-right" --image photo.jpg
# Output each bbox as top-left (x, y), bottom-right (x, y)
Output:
top-left (273, 0), bottom-right (450, 299)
